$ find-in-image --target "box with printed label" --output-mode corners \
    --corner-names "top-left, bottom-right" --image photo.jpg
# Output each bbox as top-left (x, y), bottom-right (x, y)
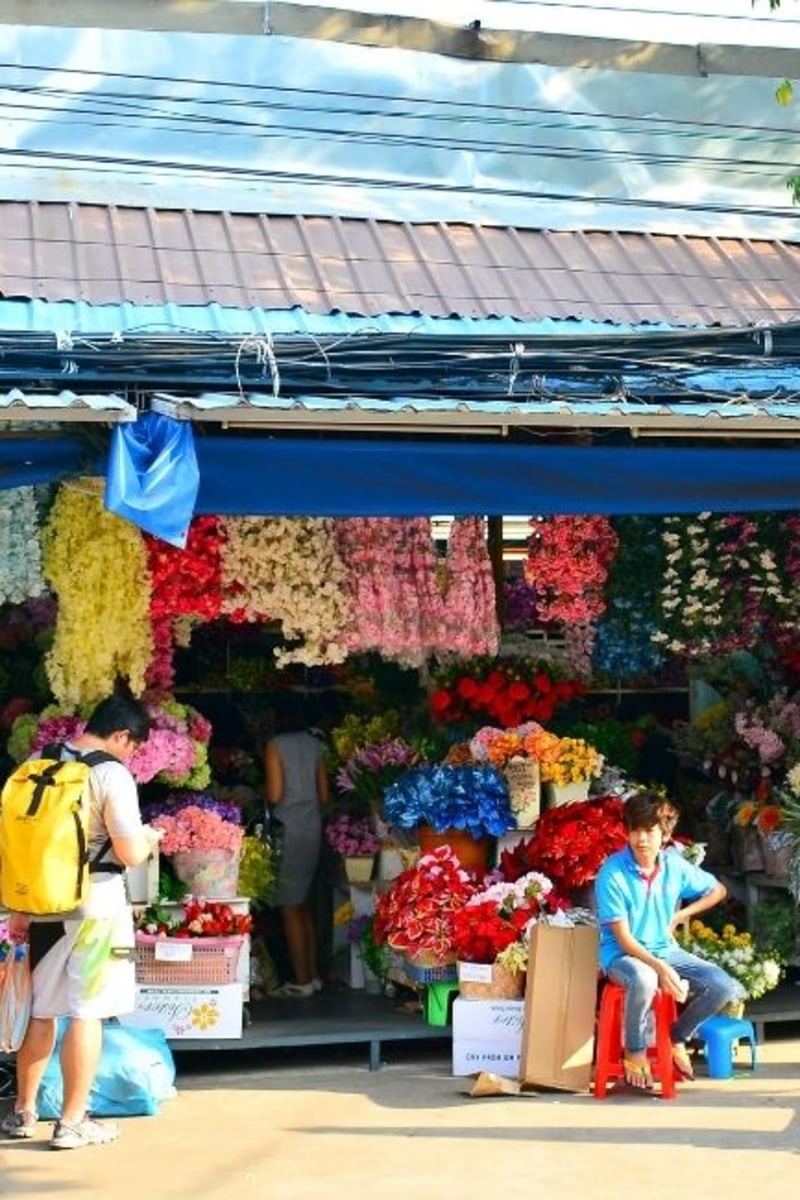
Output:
top-left (451, 998), bottom-right (524, 1076)
top-left (119, 983), bottom-right (243, 1040)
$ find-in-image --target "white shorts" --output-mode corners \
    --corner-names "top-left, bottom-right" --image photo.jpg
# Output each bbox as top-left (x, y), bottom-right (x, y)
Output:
top-left (30, 911), bottom-right (136, 1020)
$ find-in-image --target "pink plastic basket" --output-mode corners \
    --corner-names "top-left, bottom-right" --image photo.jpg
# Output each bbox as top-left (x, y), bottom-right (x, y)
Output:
top-left (134, 933), bottom-right (244, 985)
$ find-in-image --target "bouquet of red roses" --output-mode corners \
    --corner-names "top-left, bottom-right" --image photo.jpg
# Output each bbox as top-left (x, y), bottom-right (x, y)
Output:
top-left (499, 794), bottom-right (627, 897)
top-left (372, 846), bottom-right (478, 964)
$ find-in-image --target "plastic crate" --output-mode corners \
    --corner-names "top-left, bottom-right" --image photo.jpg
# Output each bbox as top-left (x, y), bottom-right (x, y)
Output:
top-left (134, 933), bottom-right (244, 985)
top-left (403, 957), bottom-right (457, 986)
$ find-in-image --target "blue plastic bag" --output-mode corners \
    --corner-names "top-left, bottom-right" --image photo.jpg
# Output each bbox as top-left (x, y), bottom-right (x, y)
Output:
top-left (37, 1020), bottom-right (176, 1118)
top-left (105, 410), bottom-right (199, 548)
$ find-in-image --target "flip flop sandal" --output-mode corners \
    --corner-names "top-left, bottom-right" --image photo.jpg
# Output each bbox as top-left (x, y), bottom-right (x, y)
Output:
top-left (671, 1046), bottom-right (695, 1081)
top-left (623, 1058), bottom-right (653, 1090)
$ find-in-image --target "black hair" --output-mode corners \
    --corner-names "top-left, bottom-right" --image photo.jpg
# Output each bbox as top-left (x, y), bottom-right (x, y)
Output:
top-left (84, 694), bottom-right (150, 743)
top-left (272, 692), bottom-right (310, 735)
top-left (623, 790), bottom-right (665, 833)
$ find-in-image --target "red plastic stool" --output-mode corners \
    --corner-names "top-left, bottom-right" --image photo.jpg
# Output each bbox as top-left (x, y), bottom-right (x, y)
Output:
top-left (593, 981), bottom-right (678, 1100)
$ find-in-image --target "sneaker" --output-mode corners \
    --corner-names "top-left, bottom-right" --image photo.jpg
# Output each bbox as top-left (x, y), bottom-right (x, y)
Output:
top-left (267, 981), bottom-right (315, 998)
top-left (1, 1109), bottom-right (37, 1139)
top-left (50, 1117), bottom-right (119, 1151)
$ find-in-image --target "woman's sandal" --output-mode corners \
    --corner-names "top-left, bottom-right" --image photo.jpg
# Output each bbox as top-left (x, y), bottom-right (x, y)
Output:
top-left (623, 1057), bottom-right (653, 1090)
top-left (671, 1044), bottom-right (695, 1081)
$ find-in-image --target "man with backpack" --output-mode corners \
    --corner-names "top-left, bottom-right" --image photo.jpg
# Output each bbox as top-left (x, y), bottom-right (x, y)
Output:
top-left (1, 693), bottom-right (164, 1150)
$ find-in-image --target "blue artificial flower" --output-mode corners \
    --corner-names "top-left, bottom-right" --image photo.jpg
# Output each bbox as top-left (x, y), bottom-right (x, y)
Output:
top-left (384, 765), bottom-right (514, 837)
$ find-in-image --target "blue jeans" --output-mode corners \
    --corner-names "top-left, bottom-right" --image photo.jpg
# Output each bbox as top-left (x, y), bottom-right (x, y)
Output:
top-left (606, 949), bottom-right (746, 1052)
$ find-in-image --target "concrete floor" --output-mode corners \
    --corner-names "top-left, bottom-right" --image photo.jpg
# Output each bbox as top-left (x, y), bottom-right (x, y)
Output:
top-left (2, 1034), bottom-right (799, 1200)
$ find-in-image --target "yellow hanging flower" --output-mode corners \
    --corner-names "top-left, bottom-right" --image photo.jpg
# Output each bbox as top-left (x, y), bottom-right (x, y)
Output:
top-left (43, 478), bottom-right (153, 705)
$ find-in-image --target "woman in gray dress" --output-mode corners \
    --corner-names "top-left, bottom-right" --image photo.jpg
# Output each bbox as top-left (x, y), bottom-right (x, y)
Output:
top-left (264, 695), bottom-right (330, 998)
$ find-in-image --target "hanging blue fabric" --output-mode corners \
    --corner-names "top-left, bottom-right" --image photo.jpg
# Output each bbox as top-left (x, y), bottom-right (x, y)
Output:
top-left (105, 412), bottom-right (199, 548)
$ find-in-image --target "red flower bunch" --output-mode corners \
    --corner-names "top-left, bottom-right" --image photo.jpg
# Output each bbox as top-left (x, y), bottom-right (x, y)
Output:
top-left (372, 846), bottom-right (478, 963)
top-left (524, 515), bottom-right (618, 624)
top-left (137, 897), bottom-right (252, 939)
top-left (451, 871), bottom-right (564, 964)
top-left (146, 516), bottom-right (224, 622)
top-left (430, 655), bottom-right (586, 729)
top-left (499, 795), bottom-right (627, 896)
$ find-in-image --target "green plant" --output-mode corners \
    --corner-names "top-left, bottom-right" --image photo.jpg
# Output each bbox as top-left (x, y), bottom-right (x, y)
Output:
top-left (752, 894), bottom-right (797, 966)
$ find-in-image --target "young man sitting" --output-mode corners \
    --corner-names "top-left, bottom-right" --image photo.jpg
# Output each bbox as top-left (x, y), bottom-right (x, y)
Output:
top-left (594, 790), bottom-right (744, 1089)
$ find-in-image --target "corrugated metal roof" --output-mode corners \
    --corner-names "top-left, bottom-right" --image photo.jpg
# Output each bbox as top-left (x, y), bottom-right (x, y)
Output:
top-left (0, 389), bottom-right (135, 422)
top-left (2, 203), bottom-right (800, 328)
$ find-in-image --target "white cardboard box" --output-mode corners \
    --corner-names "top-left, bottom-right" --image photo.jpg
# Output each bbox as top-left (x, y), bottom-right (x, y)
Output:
top-left (451, 997), bottom-right (525, 1077)
top-left (119, 983), bottom-right (243, 1040)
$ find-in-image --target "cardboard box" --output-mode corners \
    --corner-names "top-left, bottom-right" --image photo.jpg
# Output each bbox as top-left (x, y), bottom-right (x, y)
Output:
top-left (451, 998), bottom-right (524, 1077)
top-left (519, 924), bottom-right (599, 1092)
top-left (119, 983), bottom-right (243, 1040)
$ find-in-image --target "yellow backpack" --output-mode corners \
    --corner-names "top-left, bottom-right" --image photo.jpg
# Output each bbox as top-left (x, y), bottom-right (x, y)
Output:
top-left (0, 745), bottom-right (119, 915)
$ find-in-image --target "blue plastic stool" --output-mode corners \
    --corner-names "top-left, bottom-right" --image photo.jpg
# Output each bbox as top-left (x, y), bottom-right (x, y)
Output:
top-left (695, 1014), bottom-right (757, 1079)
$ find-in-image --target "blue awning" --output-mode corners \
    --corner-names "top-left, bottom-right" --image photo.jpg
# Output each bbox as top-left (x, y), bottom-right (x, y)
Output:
top-left (192, 438), bottom-right (800, 516)
top-left (0, 437), bottom-right (90, 489)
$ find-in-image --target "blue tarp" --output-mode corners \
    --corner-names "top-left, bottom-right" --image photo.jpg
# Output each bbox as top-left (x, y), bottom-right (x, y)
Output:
top-left (193, 438), bottom-right (800, 516)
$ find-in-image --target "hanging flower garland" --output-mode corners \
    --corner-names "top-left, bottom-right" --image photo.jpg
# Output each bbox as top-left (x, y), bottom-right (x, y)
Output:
top-left (42, 478), bottom-right (153, 706)
top-left (144, 516), bottom-right (224, 686)
top-left (593, 515), bottom-right (666, 681)
top-left (524, 515), bottom-right (619, 624)
top-left (0, 486), bottom-right (46, 606)
top-left (337, 518), bottom-right (445, 666)
top-left (438, 517), bottom-right (499, 657)
top-left (220, 516), bottom-right (350, 666)
top-left (652, 513), bottom-right (793, 660)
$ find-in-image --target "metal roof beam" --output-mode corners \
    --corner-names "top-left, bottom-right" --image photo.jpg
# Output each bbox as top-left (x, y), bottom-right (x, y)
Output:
top-left (0, 1), bottom-right (798, 79)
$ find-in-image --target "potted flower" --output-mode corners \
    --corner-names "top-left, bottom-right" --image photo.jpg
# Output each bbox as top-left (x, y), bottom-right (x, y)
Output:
top-left (335, 736), bottom-right (422, 819)
top-left (372, 845), bottom-right (478, 966)
top-left (324, 812), bottom-right (382, 883)
top-left (527, 732), bottom-right (605, 805)
top-left (384, 763), bottom-right (515, 870)
top-left (470, 723), bottom-right (546, 827)
top-left (675, 919), bottom-right (782, 1003)
top-left (147, 792), bottom-right (245, 899)
top-left (451, 870), bottom-right (563, 999)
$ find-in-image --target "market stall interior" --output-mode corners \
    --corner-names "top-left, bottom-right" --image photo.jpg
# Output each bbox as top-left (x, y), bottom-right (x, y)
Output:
top-left (1, 499), bottom-right (800, 1072)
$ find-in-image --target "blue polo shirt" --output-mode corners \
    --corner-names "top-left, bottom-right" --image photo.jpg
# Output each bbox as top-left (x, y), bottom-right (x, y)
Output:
top-left (595, 845), bottom-right (719, 971)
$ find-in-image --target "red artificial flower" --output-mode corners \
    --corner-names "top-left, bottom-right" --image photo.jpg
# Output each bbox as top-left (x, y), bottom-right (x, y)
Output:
top-left (499, 795), bottom-right (627, 897)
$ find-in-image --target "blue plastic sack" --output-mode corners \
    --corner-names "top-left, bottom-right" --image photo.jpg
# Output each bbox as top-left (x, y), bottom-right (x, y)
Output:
top-left (105, 410), bottom-right (199, 548)
top-left (37, 1020), bottom-right (176, 1118)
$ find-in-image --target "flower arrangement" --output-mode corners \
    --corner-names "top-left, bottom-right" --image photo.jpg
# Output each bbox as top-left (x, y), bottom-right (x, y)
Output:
top-left (372, 845), bottom-right (478, 962)
top-left (136, 897), bottom-right (252, 938)
top-left (236, 834), bottom-right (278, 904)
top-left (469, 722), bottom-right (544, 768)
top-left (470, 723), bottom-right (603, 785)
top-left (43, 478), bottom-right (153, 706)
top-left (324, 813), bottom-right (381, 857)
top-left (675, 919), bottom-right (782, 1000)
top-left (451, 871), bottom-right (562, 968)
top-left (335, 737), bottom-right (422, 815)
top-left (327, 710), bottom-right (401, 772)
top-left (499, 794), bottom-right (627, 896)
top-left (524, 515), bottom-right (619, 624)
top-left (149, 801), bottom-right (244, 855)
top-left (384, 764), bottom-right (515, 838)
top-left (429, 654), bottom-right (586, 729)
top-left (7, 696), bottom-right (213, 789)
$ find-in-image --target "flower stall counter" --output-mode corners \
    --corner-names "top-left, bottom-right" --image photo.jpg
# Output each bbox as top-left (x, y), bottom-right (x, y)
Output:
top-left (126, 897), bottom-right (253, 1038)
